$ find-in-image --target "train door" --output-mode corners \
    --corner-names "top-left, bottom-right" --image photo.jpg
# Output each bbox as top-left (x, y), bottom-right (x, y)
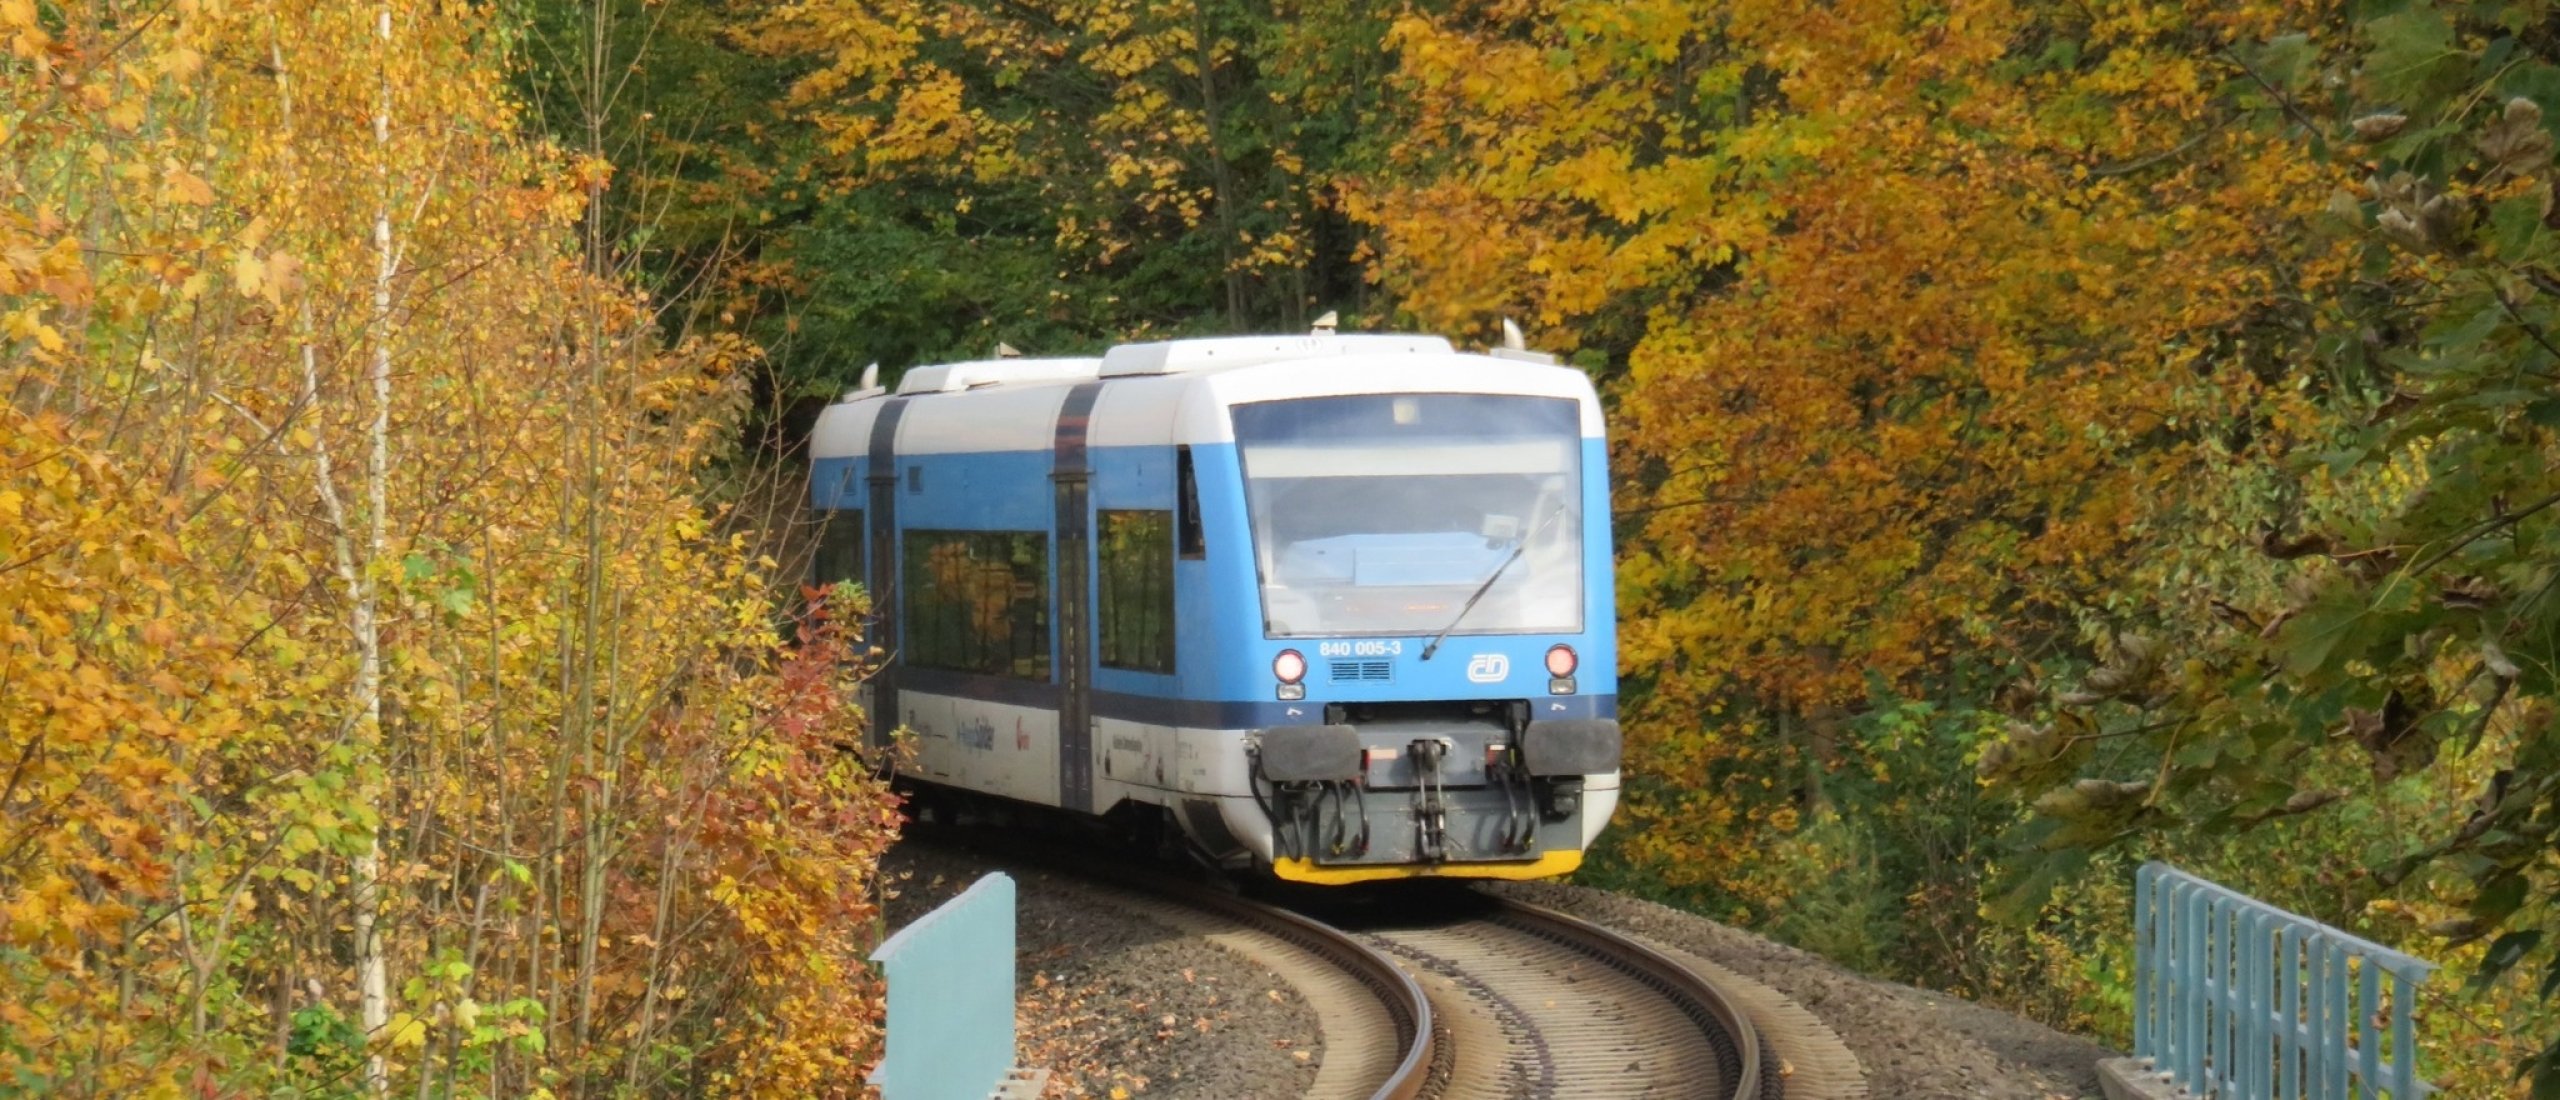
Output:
top-left (1053, 383), bottom-right (1105, 813)
top-left (865, 399), bottom-right (908, 754)
top-left (1054, 478), bottom-right (1092, 812)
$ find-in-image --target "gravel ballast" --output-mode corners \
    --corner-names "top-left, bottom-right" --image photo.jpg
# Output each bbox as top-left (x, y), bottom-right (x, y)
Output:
top-left (881, 843), bottom-right (1325, 1099)
top-left (1486, 880), bottom-right (2114, 1100)
top-left (881, 840), bottom-right (2113, 1098)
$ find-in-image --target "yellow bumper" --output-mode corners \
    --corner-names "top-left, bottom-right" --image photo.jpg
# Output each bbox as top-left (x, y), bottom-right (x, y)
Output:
top-left (1270, 848), bottom-right (1584, 886)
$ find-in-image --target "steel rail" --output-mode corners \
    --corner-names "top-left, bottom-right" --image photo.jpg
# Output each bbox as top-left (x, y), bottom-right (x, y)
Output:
top-left (964, 830), bottom-right (1437, 1100)
top-left (899, 822), bottom-right (1766, 1099)
top-left (1480, 897), bottom-right (1765, 1100)
top-left (1165, 881), bottom-right (1436, 1100)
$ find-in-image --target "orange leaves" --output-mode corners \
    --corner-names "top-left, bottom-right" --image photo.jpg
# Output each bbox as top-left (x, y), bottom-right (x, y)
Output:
top-left (0, 0), bottom-right (46, 60)
top-left (676, 591), bottom-right (899, 1094)
top-left (1349, 4), bottom-right (2382, 985)
top-left (0, 407), bottom-right (246, 1023)
top-left (1363, 0), bottom-right (2331, 714)
top-left (1, 233), bottom-right (91, 306)
top-left (565, 152), bottom-right (616, 194)
top-left (161, 162), bottom-right (215, 206)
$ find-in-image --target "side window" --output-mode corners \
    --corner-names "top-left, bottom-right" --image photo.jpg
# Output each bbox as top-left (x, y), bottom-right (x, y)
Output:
top-left (902, 529), bottom-right (1051, 680)
top-left (1098, 510), bottom-right (1175, 673)
top-left (812, 508), bottom-right (865, 591)
top-left (1176, 446), bottom-right (1206, 559)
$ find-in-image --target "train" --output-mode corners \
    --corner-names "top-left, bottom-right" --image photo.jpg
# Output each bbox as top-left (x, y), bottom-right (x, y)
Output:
top-left (807, 329), bottom-right (1619, 884)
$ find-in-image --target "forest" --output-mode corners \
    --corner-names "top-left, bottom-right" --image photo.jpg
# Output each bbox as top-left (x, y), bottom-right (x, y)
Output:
top-left (5, 0), bottom-right (2559, 1095)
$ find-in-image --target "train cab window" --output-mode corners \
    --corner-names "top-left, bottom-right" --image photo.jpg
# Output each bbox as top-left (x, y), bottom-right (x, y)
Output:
top-left (1176, 446), bottom-right (1206, 559)
top-left (812, 508), bottom-right (865, 591)
top-left (902, 530), bottom-right (1051, 680)
top-left (1098, 510), bottom-right (1176, 673)
top-left (1231, 394), bottom-right (1584, 638)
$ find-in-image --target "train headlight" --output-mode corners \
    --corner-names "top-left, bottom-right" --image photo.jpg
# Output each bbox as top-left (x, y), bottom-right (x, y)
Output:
top-left (1273, 649), bottom-right (1307, 685)
top-left (1544, 645), bottom-right (1577, 677)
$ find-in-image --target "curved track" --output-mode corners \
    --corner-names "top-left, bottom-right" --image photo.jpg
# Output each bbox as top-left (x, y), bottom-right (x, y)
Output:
top-left (905, 822), bottom-right (1767, 1099)
top-left (1010, 848), bottom-right (1436, 1100)
top-left (906, 813), bottom-right (1438, 1097)
top-left (1363, 895), bottom-right (1763, 1099)
top-left (1146, 881), bottom-right (1436, 1099)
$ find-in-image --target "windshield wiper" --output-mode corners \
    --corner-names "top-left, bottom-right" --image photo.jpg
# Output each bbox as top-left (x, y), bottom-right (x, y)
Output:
top-left (1420, 505), bottom-right (1564, 660)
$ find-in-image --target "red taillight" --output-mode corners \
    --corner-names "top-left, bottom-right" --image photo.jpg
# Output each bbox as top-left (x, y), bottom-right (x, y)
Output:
top-left (1273, 649), bottom-right (1307, 684)
top-left (1545, 644), bottom-right (1578, 678)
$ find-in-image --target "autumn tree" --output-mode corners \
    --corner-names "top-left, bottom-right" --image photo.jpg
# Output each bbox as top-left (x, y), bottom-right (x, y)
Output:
top-left (659, 0), bottom-right (1381, 391)
top-left (1, 1), bottom-right (899, 1095)
top-left (1988, 5), bottom-right (2560, 1090)
top-left (1345, 0), bottom-right (2552, 1090)
top-left (1355, 0), bottom-right (2315, 917)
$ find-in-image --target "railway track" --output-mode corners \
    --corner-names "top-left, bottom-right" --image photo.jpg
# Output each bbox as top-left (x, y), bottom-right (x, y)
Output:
top-left (1088, 869), bottom-right (1767, 1099)
top-left (1126, 877), bottom-right (1437, 1100)
top-left (908, 827), bottom-right (1773, 1099)
top-left (1343, 890), bottom-right (1766, 1100)
top-left (956, 838), bottom-right (1437, 1100)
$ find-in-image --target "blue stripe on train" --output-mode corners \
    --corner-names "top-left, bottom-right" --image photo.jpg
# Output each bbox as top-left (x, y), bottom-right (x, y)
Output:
top-left (812, 435), bottom-right (1616, 718)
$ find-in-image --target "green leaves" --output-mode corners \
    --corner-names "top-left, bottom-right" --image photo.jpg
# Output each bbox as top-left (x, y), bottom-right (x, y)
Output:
top-left (2249, 34), bottom-right (2320, 95)
top-left (2363, 8), bottom-right (2467, 107)
top-left (2279, 577), bottom-right (2389, 678)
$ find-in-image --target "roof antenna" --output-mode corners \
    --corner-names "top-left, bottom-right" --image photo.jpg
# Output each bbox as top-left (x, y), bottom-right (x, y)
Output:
top-left (996, 341), bottom-right (1022, 358)
top-left (1310, 310), bottom-right (1338, 334)
top-left (1488, 317), bottom-right (1559, 366)
top-left (859, 362), bottom-right (879, 390)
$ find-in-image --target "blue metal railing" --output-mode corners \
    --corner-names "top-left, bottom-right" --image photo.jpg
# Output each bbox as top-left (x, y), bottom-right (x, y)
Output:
top-left (2131, 862), bottom-right (2434, 1099)
top-left (868, 872), bottom-right (1023, 1100)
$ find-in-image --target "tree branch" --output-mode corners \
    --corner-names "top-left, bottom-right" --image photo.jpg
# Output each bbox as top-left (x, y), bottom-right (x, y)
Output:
top-left (2408, 490), bottom-right (2560, 577)
top-left (2220, 48), bottom-right (2323, 136)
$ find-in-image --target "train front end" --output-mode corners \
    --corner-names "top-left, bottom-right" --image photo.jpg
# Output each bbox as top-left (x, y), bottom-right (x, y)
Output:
top-left (1188, 359), bottom-right (1618, 885)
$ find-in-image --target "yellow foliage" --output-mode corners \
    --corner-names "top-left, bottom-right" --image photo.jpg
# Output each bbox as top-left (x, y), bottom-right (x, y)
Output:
top-left (743, 0), bottom-right (1326, 308)
top-left (1354, 1), bottom-right (2541, 1089)
top-left (1, 1), bottom-right (898, 1096)
top-left (1358, 0), bottom-right (2341, 746)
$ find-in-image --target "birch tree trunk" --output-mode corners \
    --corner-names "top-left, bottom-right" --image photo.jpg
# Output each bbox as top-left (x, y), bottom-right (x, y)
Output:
top-left (264, 8), bottom-right (392, 1092)
top-left (351, 1), bottom-right (398, 1092)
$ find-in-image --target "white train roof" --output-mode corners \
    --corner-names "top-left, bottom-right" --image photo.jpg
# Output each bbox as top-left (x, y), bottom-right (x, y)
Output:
top-left (1099, 334), bottom-right (1450, 376)
top-left (811, 334), bottom-right (1602, 459)
top-left (896, 356), bottom-right (1103, 394)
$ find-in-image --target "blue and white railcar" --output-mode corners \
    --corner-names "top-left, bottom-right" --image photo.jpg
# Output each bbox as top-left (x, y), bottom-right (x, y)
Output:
top-left (808, 333), bottom-right (1620, 884)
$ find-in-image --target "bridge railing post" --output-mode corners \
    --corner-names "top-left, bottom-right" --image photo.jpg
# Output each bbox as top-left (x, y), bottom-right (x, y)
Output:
top-left (2107, 862), bottom-right (2434, 1100)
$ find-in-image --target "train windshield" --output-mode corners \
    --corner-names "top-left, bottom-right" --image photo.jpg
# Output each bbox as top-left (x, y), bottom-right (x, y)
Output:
top-left (1231, 394), bottom-right (1584, 638)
